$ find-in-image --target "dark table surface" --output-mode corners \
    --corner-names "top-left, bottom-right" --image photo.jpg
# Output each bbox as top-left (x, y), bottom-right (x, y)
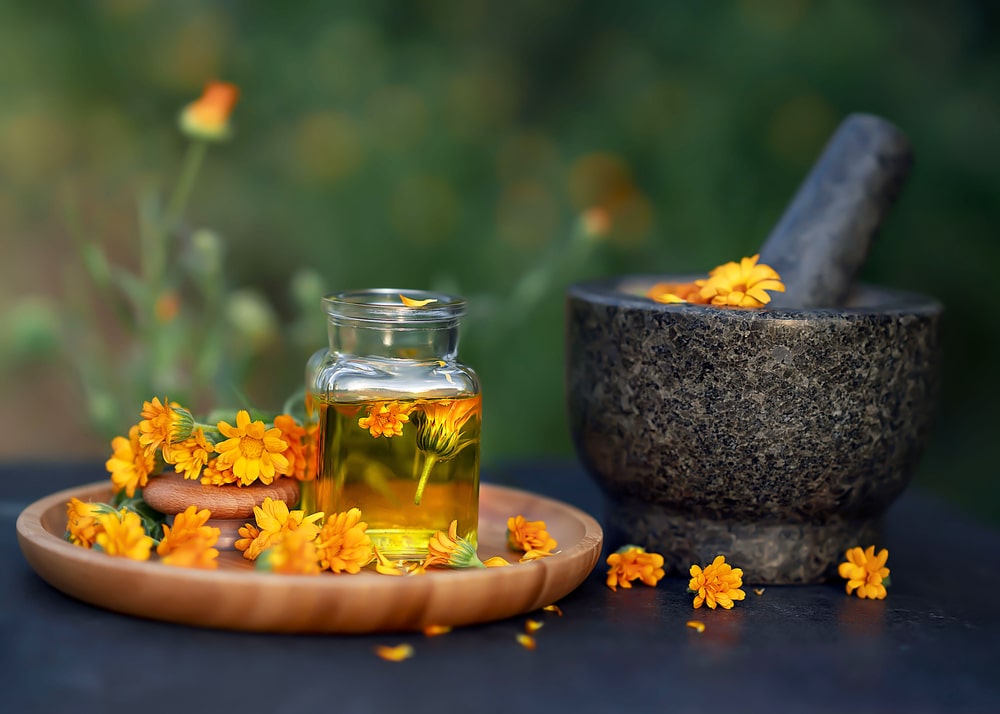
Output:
top-left (3, 460), bottom-right (999, 714)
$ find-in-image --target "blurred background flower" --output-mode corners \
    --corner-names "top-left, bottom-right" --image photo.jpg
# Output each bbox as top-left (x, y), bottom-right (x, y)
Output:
top-left (0, 0), bottom-right (996, 523)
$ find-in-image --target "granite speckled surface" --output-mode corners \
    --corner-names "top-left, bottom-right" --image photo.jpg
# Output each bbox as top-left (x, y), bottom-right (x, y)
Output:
top-left (566, 279), bottom-right (941, 583)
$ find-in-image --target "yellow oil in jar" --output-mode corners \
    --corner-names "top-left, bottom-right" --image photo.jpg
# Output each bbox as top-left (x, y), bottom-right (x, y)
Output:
top-left (305, 395), bottom-right (481, 560)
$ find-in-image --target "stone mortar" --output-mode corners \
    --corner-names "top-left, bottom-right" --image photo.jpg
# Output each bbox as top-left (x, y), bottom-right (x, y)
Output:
top-left (566, 277), bottom-right (941, 584)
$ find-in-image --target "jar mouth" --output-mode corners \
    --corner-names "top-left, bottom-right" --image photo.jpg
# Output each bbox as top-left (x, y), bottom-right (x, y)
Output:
top-left (323, 289), bottom-right (466, 323)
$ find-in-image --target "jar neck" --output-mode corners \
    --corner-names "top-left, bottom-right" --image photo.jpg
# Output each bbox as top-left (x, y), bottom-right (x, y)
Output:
top-left (328, 320), bottom-right (459, 361)
top-left (323, 289), bottom-right (465, 361)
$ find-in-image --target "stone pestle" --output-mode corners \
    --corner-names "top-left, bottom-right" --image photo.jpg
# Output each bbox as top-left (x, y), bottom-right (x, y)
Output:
top-left (759, 113), bottom-right (913, 309)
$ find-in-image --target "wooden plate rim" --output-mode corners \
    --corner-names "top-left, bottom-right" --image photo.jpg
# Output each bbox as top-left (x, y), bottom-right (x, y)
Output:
top-left (16, 480), bottom-right (603, 632)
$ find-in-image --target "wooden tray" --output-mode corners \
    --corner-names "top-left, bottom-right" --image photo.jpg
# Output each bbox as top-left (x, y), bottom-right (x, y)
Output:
top-left (16, 480), bottom-right (603, 633)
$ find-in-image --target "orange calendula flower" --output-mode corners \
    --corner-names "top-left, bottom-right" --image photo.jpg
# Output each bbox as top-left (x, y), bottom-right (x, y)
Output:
top-left (236, 497), bottom-right (323, 561)
top-left (423, 520), bottom-right (486, 569)
top-left (507, 515), bottom-right (557, 555)
top-left (411, 397), bottom-right (481, 504)
top-left (163, 427), bottom-right (213, 481)
top-left (179, 80), bottom-right (240, 141)
top-left (234, 522), bottom-right (260, 557)
top-left (138, 397), bottom-right (193, 457)
top-left (412, 398), bottom-right (480, 460)
top-left (606, 545), bottom-right (666, 591)
top-left (358, 401), bottom-right (412, 439)
top-left (156, 505), bottom-right (220, 569)
top-left (199, 458), bottom-right (238, 486)
top-left (214, 410), bottom-right (290, 486)
top-left (257, 528), bottom-right (322, 575)
top-left (375, 644), bottom-right (414, 662)
top-left (273, 414), bottom-right (309, 481)
top-left (689, 554), bottom-right (746, 609)
top-left (646, 281), bottom-right (707, 305)
top-left (65, 498), bottom-right (112, 548)
top-left (106, 425), bottom-right (156, 498)
top-left (315, 508), bottom-right (373, 574)
top-left (95, 510), bottom-right (153, 561)
top-left (698, 254), bottom-right (785, 308)
top-left (838, 546), bottom-right (890, 600)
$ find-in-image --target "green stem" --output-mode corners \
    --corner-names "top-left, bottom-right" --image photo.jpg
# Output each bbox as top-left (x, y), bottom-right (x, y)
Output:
top-left (164, 140), bottom-right (208, 229)
top-left (414, 453), bottom-right (438, 505)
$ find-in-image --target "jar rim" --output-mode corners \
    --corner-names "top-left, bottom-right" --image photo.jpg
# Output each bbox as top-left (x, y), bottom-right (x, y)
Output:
top-left (323, 289), bottom-right (466, 323)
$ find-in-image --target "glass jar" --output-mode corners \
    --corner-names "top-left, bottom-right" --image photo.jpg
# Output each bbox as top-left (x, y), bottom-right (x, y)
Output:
top-left (302, 289), bottom-right (481, 560)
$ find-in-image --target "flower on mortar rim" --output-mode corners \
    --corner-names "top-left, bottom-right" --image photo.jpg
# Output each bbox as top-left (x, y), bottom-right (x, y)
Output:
top-left (838, 545), bottom-right (890, 600)
top-left (179, 81), bottom-right (240, 141)
top-left (689, 554), bottom-right (746, 609)
top-left (698, 254), bottom-right (785, 308)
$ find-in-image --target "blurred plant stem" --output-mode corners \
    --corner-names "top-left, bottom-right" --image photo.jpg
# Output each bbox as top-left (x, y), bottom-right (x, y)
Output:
top-left (164, 141), bottom-right (207, 229)
top-left (475, 209), bottom-right (608, 342)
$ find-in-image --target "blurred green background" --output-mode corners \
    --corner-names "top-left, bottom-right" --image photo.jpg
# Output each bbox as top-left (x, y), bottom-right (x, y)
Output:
top-left (1, 0), bottom-right (997, 522)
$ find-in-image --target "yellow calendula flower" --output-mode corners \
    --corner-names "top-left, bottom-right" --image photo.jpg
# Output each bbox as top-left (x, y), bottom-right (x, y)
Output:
top-left (65, 498), bottom-right (111, 548)
top-left (606, 545), bottom-right (665, 592)
top-left (273, 414), bottom-right (309, 481)
top-left (106, 424), bottom-right (156, 498)
top-left (138, 397), bottom-right (194, 457)
top-left (163, 427), bottom-right (213, 481)
top-left (316, 508), bottom-right (373, 574)
top-left (95, 510), bottom-right (153, 561)
top-left (257, 528), bottom-right (322, 575)
top-left (214, 410), bottom-right (290, 486)
top-left (423, 520), bottom-right (486, 569)
top-left (838, 546), bottom-right (890, 600)
top-left (358, 401), bottom-right (412, 439)
top-left (156, 505), bottom-right (220, 569)
top-left (179, 81), bottom-right (240, 141)
top-left (235, 497), bottom-right (323, 561)
top-left (506, 515), bottom-right (557, 555)
top-left (689, 554), bottom-right (746, 609)
top-left (199, 458), bottom-right (239, 486)
top-left (698, 254), bottom-right (785, 308)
